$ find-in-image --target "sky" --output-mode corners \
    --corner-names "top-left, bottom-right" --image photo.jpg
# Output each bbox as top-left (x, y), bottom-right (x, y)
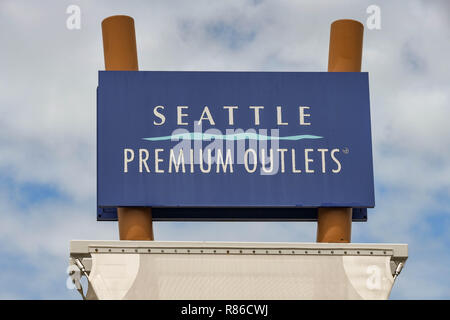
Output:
top-left (0, 0), bottom-right (449, 299)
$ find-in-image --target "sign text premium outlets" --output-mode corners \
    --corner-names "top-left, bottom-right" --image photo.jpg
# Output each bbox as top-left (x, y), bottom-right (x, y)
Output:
top-left (97, 71), bottom-right (374, 209)
top-left (123, 146), bottom-right (343, 175)
top-left (122, 131), bottom-right (343, 175)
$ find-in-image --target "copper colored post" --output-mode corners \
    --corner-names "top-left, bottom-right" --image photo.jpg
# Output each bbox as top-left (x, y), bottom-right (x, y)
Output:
top-left (102, 16), bottom-right (138, 71)
top-left (317, 208), bottom-right (352, 243)
top-left (117, 207), bottom-right (154, 241)
top-left (101, 15), bottom-right (154, 240)
top-left (317, 19), bottom-right (363, 243)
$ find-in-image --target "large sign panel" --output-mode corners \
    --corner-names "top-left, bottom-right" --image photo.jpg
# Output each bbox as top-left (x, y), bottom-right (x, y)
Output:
top-left (97, 71), bottom-right (374, 220)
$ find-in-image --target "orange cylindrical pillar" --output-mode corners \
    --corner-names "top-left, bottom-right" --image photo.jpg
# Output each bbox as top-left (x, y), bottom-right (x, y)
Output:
top-left (327, 19), bottom-right (363, 72)
top-left (101, 15), bottom-right (154, 240)
top-left (317, 19), bottom-right (364, 243)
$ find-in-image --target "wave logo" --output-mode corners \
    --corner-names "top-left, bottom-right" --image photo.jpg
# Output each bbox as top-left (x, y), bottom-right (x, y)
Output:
top-left (143, 132), bottom-right (323, 142)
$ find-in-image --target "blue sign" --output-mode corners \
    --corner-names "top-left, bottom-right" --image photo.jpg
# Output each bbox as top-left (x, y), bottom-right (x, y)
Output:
top-left (97, 71), bottom-right (374, 220)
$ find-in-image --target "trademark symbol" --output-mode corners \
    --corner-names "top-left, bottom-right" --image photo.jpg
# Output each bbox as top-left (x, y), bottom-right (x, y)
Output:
top-left (342, 147), bottom-right (349, 154)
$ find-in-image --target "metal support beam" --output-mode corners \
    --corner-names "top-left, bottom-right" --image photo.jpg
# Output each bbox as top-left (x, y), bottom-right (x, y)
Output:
top-left (101, 15), bottom-right (154, 240)
top-left (317, 19), bottom-right (364, 243)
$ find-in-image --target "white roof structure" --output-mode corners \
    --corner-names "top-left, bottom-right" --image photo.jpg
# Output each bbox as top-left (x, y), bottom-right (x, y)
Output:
top-left (69, 240), bottom-right (407, 300)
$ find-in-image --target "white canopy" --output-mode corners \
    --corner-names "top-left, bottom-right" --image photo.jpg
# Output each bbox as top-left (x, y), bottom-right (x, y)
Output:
top-left (69, 241), bottom-right (407, 300)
